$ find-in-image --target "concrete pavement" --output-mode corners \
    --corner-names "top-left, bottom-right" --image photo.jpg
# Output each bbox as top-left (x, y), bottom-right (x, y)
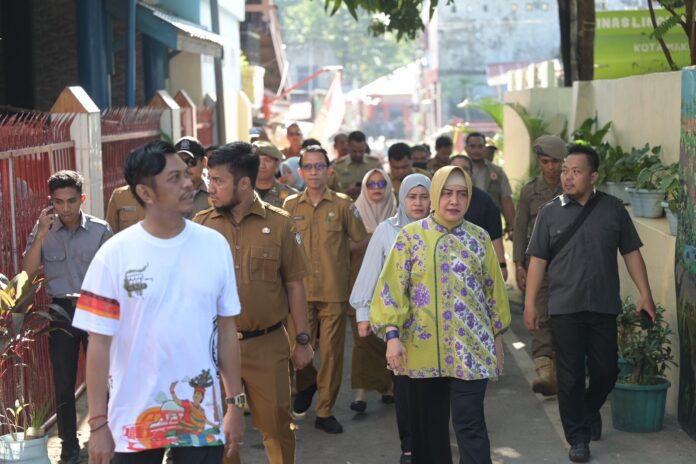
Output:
top-left (49, 303), bottom-right (696, 463)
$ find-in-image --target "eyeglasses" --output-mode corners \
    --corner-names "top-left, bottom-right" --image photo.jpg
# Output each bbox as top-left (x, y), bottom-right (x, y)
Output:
top-left (366, 180), bottom-right (388, 189)
top-left (180, 155), bottom-right (200, 167)
top-left (301, 163), bottom-right (328, 172)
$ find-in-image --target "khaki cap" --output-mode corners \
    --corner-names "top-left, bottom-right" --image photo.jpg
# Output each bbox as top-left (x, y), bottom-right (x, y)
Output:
top-left (253, 141), bottom-right (283, 161)
top-left (533, 135), bottom-right (567, 161)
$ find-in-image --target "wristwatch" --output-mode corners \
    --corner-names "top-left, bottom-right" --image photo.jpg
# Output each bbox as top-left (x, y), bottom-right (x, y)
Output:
top-left (225, 393), bottom-right (247, 409)
top-left (296, 332), bottom-right (310, 346)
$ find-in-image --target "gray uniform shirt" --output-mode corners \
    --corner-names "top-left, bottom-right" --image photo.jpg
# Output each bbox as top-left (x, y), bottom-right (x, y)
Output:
top-left (526, 192), bottom-right (642, 316)
top-left (24, 212), bottom-right (112, 298)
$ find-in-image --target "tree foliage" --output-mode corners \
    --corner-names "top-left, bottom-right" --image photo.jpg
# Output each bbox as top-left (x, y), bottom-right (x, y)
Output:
top-left (277, 0), bottom-right (419, 86)
top-left (319, 0), bottom-right (453, 40)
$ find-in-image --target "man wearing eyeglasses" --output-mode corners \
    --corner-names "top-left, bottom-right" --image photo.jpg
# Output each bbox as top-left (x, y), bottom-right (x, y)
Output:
top-left (283, 146), bottom-right (368, 434)
top-left (282, 123), bottom-right (304, 159)
top-left (513, 135), bottom-right (565, 396)
top-left (175, 136), bottom-right (210, 216)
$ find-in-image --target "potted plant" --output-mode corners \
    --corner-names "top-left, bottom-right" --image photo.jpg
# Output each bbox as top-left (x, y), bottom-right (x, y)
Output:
top-left (612, 300), bottom-right (676, 433)
top-left (602, 145), bottom-right (636, 203)
top-left (658, 162), bottom-right (682, 235)
top-left (0, 271), bottom-right (66, 463)
top-left (630, 146), bottom-right (666, 218)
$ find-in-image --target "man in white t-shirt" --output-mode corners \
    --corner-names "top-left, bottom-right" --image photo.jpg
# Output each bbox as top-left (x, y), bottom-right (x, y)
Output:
top-left (73, 140), bottom-right (245, 464)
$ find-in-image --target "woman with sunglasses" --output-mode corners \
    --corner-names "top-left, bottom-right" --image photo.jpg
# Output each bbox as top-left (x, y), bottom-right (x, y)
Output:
top-left (348, 169), bottom-right (398, 412)
top-left (350, 173), bottom-right (431, 464)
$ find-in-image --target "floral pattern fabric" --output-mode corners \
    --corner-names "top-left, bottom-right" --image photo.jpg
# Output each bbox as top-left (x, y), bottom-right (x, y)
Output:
top-left (370, 216), bottom-right (511, 381)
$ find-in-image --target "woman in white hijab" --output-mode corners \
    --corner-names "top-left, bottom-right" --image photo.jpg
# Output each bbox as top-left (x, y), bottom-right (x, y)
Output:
top-left (349, 173), bottom-right (431, 464)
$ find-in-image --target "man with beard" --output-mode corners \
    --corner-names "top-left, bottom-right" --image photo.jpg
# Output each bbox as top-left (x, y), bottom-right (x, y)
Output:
top-left (195, 142), bottom-right (314, 464)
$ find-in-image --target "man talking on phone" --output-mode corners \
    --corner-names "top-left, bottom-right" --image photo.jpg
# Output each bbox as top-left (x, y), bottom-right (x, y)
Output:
top-left (22, 170), bottom-right (112, 464)
top-left (523, 145), bottom-right (656, 463)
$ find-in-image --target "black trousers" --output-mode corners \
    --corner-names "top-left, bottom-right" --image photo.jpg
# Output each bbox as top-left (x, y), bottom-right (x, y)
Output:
top-left (394, 375), bottom-right (412, 453)
top-left (50, 298), bottom-right (88, 459)
top-left (551, 312), bottom-right (619, 445)
top-left (112, 446), bottom-right (224, 464)
top-left (407, 377), bottom-right (491, 464)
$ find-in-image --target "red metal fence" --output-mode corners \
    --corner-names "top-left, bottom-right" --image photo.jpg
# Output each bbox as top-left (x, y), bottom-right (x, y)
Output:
top-left (0, 112), bottom-right (79, 432)
top-left (101, 108), bottom-right (163, 207)
top-left (196, 107), bottom-right (215, 147)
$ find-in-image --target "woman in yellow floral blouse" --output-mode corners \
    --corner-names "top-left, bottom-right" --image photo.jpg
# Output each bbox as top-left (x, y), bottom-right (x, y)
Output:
top-left (370, 166), bottom-right (511, 464)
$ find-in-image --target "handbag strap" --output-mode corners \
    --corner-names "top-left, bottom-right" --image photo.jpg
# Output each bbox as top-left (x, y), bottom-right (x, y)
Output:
top-left (548, 192), bottom-right (604, 264)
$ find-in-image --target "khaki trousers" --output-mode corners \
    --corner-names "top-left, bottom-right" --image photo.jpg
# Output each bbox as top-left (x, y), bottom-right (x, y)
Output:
top-left (348, 314), bottom-right (392, 392)
top-left (531, 276), bottom-right (553, 359)
top-left (225, 327), bottom-right (295, 464)
top-left (295, 301), bottom-right (347, 417)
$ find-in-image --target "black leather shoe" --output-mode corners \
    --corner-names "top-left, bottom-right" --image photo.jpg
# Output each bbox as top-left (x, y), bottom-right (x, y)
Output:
top-left (292, 383), bottom-right (317, 418)
top-left (590, 412), bottom-right (602, 441)
top-left (350, 400), bottom-right (367, 413)
top-left (569, 443), bottom-right (590, 463)
top-left (315, 415), bottom-right (344, 434)
top-left (381, 394), bottom-right (395, 404)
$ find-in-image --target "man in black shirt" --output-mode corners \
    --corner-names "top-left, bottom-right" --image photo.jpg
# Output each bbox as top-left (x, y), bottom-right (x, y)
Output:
top-left (525, 144), bottom-right (656, 463)
top-left (452, 153), bottom-right (507, 281)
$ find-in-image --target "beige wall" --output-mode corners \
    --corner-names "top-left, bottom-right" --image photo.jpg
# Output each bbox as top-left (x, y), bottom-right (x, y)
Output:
top-left (503, 70), bottom-right (682, 416)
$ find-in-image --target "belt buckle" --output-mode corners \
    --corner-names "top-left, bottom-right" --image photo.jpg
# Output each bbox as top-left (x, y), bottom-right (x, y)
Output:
top-left (237, 332), bottom-right (244, 340)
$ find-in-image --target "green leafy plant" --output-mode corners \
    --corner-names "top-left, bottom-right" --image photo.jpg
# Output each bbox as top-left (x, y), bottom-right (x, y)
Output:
top-left (617, 299), bottom-right (676, 385)
top-left (0, 271), bottom-right (68, 440)
top-left (506, 102), bottom-right (550, 177)
top-left (634, 146), bottom-right (667, 190)
top-left (659, 162), bottom-right (684, 213)
top-left (570, 116), bottom-right (613, 185)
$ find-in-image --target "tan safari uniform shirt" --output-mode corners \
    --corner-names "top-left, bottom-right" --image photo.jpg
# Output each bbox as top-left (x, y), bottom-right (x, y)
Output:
top-left (472, 161), bottom-right (513, 211)
top-left (426, 157), bottom-right (449, 175)
top-left (257, 180), bottom-right (298, 209)
top-left (283, 189), bottom-right (368, 302)
top-left (390, 167), bottom-right (432, 197)
top-left (512, 176), bottom-right (563, 266)
top-left (331, 155), bottom-right (382, 196)
top-left (105, 185), bottom-right (145, 233)
top-left (191, 180), bottom-right (210, 217)
top-left (193, 196), bottom-right (309, 331)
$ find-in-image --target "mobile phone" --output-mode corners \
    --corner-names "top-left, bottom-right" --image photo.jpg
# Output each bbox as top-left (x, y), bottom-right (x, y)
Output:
top-left (639, 310), bottom-right (654, 330)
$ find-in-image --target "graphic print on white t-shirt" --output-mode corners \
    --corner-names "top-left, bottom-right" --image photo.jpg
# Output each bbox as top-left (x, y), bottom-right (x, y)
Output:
top-left (73, 221), bottom-right (241, 452)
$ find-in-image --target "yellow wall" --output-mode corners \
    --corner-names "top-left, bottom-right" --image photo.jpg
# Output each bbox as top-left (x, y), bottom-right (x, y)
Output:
top-left (503, 70), bottom-right (682, 415)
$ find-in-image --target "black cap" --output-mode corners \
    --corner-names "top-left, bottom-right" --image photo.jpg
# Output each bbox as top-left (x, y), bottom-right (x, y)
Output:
top-left (175, 136), bottom-right (205, 158)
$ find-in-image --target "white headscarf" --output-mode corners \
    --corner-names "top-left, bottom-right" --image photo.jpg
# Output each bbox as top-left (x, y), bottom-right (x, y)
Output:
top-left (387, 173), bottom-right (432, 229)
top-left (353, 168), bottom-right (398, 233)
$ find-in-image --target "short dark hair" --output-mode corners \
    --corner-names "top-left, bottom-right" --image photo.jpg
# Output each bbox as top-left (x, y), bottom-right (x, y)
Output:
top-left (465, 132), bottom-right (486, 145)
top-left (456, 154), bottom-right (474, 171)
top-left (301, 138), bottom-right (322, 149)
top-left (205, 145), bottom-right (219, 155)
top-left (299, 145), bottom-right (330, 166)
top-left (348, 131), bottom-right (366, 143)
top-left (48, 170), bottom-right (83, 195)
top-left (333, 133), bottom-right (347, 143)
top-left (566, 143), bottom-right (600, 172)
top-left (388, 142), bottom-right (412, 161)
top-left (208, 142), bottom-right (260, 187)
top-left (435, 135), bottom-right (453, 149)
top-left (411, 144), bottom-right (428, 154)
top-left (124, 140), bottom-right (176, 207)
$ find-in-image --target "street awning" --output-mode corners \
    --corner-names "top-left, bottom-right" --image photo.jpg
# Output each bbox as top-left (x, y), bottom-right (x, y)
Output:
top-left (106, 1), bottom-right (232, 58)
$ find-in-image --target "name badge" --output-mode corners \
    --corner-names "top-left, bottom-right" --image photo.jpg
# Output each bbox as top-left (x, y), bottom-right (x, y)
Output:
top-left (122, 206), bottom-right (136, 212)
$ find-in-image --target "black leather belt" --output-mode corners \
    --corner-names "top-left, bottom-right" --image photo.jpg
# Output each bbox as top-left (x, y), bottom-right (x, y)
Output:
top-left (237, 321), bottom-right (283, 340)
top-left (53, 297), bottom-right (79, 306)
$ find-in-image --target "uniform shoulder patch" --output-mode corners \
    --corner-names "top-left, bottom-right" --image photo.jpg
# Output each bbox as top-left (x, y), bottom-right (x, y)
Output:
top-left (293, 230), bottom-right (303, 246)
top-left (266, 204), bottom-right (291, 218)
top-left (86, 215), bottom-right (110, 228)
top-left (350, 203), bottom-right (362, 219)
top-left (334, 192), bottom-right (353, 202)
top-left (193, 207), bottom-right (214, 223)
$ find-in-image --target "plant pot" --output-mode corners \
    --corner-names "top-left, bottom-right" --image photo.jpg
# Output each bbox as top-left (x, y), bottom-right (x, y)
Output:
top-left (606, 181), bottom-right (634, 204)
top-left (661, 201), bottom-right (678, 236)
top-left (617, 357), bottom-right (633, 379)
top-left (610, 379), bottom-right (671, 432)
top-left (0, 433), bottom-right (50, 463)
top-left (626, 187), bottom-right (643, 217)
top-left (634, 189), bottom-right (665, 218)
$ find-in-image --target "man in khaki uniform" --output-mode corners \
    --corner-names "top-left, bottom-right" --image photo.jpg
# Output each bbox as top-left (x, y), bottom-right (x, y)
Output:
top-left (175, 136), bottom-right (210, 216)
top-left (253, 140), bottom-right (298, 208)
top-left (387, 142), bottom-right (431, 197)
top-left (513, 135), bottom-right (565, 396)
top-left (105, 185), bottom-right (144, 233)
top-left (331, 131), bottom-right (381, 199)
top-left (426, 135), bottom-right (453, 174)
top-left (465, 132), bottom-right (516, 237)
top-left (195, 142), bottom-right (314, 464)
top-left (283, 146), bottom-right (368, 434)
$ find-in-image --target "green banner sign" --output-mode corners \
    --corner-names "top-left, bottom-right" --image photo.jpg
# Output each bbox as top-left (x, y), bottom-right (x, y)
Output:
top-left (595, 10), bottom-right (691, 79)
